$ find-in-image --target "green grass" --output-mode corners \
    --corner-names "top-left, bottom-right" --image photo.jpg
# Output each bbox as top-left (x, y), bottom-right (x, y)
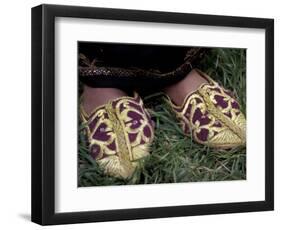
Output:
top-left (78, 48), bottom-right (246, 187)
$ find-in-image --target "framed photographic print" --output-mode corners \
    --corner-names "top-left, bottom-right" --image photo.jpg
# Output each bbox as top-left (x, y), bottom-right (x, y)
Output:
top-left (31, 4), bottom-right (274, 225)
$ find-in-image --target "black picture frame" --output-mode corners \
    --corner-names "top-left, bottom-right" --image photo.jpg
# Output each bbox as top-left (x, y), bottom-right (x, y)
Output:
top-left (31, 4), bottom-right (274, 225)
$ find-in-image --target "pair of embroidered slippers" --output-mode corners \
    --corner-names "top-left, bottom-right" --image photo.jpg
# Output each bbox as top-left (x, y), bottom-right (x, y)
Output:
top-left (80, 69), bottom-right (246, 179)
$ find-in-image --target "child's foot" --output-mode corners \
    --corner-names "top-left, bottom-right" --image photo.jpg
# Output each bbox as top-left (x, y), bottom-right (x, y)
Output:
top-left (164, 69), bottom-right (246, 149)
top-left (81, 86), bottom-right (128, 115)
top-left (80, 87), bottom-right (154, 179)
top-left (164, 69), bottom-right (208, 106)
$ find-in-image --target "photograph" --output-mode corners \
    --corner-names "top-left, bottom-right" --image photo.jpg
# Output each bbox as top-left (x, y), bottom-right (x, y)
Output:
top-left (78, 42), bottom-right (247, 186)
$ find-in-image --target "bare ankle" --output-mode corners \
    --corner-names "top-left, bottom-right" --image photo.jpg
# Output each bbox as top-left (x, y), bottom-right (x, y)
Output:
top-left (82, 86), bottom-right (127, 115)
top-left (164, 69), bottom-right (207, 106)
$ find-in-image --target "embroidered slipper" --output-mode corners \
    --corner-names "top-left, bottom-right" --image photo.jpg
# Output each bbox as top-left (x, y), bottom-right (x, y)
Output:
top-left (80, 92), bottom-right (154, 179)
top-left (166, 69), bottom-right (246, 149)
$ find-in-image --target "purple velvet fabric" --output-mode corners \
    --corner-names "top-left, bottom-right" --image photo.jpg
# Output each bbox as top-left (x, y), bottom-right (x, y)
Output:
top-left (85, 94), bottom-right (153, 160)
top-left (177, 84), bottom-right (242, 143)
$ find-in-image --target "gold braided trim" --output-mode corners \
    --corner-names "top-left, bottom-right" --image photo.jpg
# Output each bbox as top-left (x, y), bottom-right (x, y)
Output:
top-left (197, 87), bottom-right (246, 142)
top-left (105, 102), bottom-right (134, 169)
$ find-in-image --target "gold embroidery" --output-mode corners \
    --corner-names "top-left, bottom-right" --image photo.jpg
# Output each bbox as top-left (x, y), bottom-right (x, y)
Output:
top-left (105, 102), bottom-right (134, 167)
top-left (198, 87), bottom-right (246, 141)
top-left (80, 92), bottom-right (154, 179)
top-left (167, 70), bottom-right (246, 149)
top-left (83, 108), bottom-right (116, 159)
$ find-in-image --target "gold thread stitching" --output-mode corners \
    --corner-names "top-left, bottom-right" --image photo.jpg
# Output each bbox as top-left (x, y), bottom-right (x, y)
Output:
top-left (105, 102), bottom-right (133, 169)
top-left (197, 87), bottom-right (245, 141)
top-left (80, 94), bottom-right (154, 178)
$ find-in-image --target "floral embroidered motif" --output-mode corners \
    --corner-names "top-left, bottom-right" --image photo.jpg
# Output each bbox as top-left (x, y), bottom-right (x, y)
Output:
top-left (167, 69), bottom-right (246, 149)
top-left (80, 92), bottom-right (154, 179)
